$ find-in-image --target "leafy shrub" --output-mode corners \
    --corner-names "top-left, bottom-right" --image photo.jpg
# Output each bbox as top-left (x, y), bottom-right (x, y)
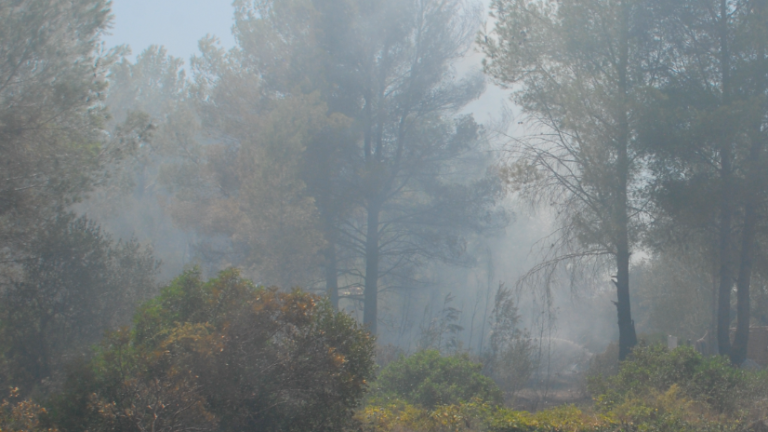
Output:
top-left (359, 399), bottom-right (493, 432)
top-left (0, 388), bottom-right (57, 432)
top-left (362, 398), bottom-right (737, 432)
top-left (590, 345), bottom-right (746, 413)
top-left (361, 346), bottom-right (754, 432)
top-left (488, 405), bottom-right (615, 432)
top-left (47, 268), bottom-right (375, 432)
top-left (586, 341), bottom-right (619, 380)
top-left (375, 350), bottom-right (503, 409)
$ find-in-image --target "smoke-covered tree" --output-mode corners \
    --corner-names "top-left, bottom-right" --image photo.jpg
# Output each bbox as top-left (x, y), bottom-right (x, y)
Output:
top-left (637, 0), bottom-right (768, 363)
top-left (77, 46), bottom-right (193, 280)
top-left (308, 0), bottom-right (506, 334)
top-left (0, 0), bottom-right (118, 255)
top-left (0, 0), bottom-right (168, 393)
top-left (481, 0), bottom-right (673, 359)
top-left (158, 0), bottom-right (507, 336)
top-left (0, 212), bottom-right (159, 392)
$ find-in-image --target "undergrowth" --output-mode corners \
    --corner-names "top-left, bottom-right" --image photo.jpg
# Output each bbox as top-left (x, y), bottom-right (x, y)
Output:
top-left (361, 345), bottom-right (768, 432)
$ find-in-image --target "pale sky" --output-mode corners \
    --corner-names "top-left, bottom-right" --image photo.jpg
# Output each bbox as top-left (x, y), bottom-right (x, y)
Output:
top-left (104, 0), bottom-right (236, 60)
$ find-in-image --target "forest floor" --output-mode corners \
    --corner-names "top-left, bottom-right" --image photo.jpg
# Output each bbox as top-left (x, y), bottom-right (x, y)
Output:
top-left (510, 375), bottom-right (591, 412)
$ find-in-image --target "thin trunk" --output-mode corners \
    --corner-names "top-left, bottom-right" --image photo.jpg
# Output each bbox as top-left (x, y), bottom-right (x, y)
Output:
top-left (478, 252), bottom-right (494, 354)
top-left (325, 240), bottom-right (339, 310)
top-left (615, 241), bottom-right (636, 360)
top-left (732, 201), bottom-right (756, 364)
top-left (363, 198), bottom-right (381, 335)
top-left (717, 0), bottom-right (733, 357)
top-left (717, 165), bottom-right (734, 357)
top-left (615, 0), bottom-right (637, 361)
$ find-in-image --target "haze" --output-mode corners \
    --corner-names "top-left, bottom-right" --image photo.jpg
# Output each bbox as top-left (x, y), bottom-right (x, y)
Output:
top-left (2, 0), bottom-right (768, 430)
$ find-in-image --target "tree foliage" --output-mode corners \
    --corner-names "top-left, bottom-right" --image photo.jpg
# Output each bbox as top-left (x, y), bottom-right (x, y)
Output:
top-left (0, 0), bottom-right (123, 250)
top-left (480, 0), bottom-right (673, 359)
top-left (0, 212), bottom-right (159, 392)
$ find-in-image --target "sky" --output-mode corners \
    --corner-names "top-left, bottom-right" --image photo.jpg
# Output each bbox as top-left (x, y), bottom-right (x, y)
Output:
top-left (104, 0), bottom-right (237, 60)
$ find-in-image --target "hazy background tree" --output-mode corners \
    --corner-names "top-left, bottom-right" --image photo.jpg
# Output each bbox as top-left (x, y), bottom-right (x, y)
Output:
top-left (152, 0), bottom-right (507, 338)
top-left (78, 45), bottom-right (194, 281)
top-left (315, 0), bottom-right (504, 335)
top-left (481, 0), bottom-right (673, 359)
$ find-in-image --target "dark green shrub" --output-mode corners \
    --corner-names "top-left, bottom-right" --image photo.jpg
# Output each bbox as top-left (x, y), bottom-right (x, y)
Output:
top-left (591, 345), bottom-right (746, 413)
top-left (375, 350), bottom-right (503, 409)
top-left (47, 268), bottom-right (376, 432)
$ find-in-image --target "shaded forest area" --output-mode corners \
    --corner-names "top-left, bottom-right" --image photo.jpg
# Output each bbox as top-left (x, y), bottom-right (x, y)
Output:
top-left (5, 0), bottom-right (768, 431)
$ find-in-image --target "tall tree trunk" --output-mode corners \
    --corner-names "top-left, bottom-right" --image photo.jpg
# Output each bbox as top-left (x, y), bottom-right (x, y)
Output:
top-left (363, 198), bottom-right (381, 335)
top-left (325, 238), bottom-right (339, 310)
top-left (732, 201), bottom-right (756, 364)
top-left (716, 0), bottom-right (733, 357)
top-left (717, 150), bottom-right (734, 357)
top-left (615, 0), bottom-right (637, 361)
top-left (615, 134), bottom-right (637, 361)
top-left (615, 241), bottom-right (637, 361)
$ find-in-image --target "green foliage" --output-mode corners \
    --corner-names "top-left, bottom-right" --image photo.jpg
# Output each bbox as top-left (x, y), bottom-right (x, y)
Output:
top-left (363, 347), bottom-right (757, 432)
top-left (0, 212), bottom-right (159, 392)
top-left (375, 350), bottom-right (502, 409)
top-left (590, 345), bottom-right (746, 414)
top-left (362, 397), bottom-right (740, 432)
top-left (487, 405), bottom-right (614, 432)
top-left (359, 399), bottom-right (494, 432)
top-left (0, 0), bottom-right (118, 248)
top-left (48, 268), bottom-right (375, 432)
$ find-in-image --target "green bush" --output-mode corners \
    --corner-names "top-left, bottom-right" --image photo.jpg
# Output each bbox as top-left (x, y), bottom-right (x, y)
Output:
top-left (374, 350), bottom-right (503, 409)
top-left (590, 345), bottom-right (746, 414)
top-left (46, 268), bottom-right (375, 432)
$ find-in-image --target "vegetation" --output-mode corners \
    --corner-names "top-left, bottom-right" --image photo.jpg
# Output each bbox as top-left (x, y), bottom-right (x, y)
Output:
top-left (374, 350), bottom-right (503, 409)
top-left (47, 268), bottom-right (375, 432)
top-left (481, 0), bottom-right (768, 364)
top-left (7, 0), bottom-right (768, 432)
top-left (0, 213), bottom-right (159, 393)
top-left (362, 346), bottom-right (766, 432)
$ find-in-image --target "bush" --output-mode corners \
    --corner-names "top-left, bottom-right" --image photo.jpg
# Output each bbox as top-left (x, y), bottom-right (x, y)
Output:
top-left (361, 346), bottom-right (755, 432)
top-left (47, 268), bottom-right (375, 432)
top-left (359, 399), bottom-right (493, 432)
top-left (590, 345), bottom-right (747, 414)
top-left (0, 388), bottom-right (57, 432)
top-left (375, 350), bottom-right (503, 409)
top-left (488, 405), bottom-right (615, 432)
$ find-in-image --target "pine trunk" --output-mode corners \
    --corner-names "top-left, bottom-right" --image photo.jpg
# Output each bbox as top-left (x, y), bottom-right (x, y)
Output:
top-left (363, 199), bottom-right (380, 335)
top-left (615, 0), bottom-right (637, 361)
